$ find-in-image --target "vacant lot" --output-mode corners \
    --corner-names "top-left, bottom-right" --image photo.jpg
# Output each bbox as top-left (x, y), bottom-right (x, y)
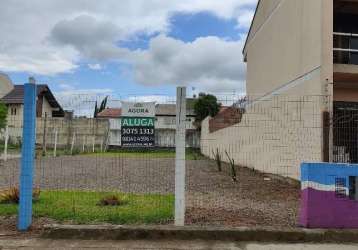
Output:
top-left (0, 154), bottom-right (300, 229)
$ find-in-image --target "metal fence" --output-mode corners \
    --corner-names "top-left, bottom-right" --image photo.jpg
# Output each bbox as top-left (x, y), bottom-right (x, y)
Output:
top-left (333, 101), bottom-right (358, 163)
top-left (1, 92), bottom-right (356, 229)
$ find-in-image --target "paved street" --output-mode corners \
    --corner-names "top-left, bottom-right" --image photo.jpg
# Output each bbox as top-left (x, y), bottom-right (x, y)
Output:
top-left (0, 238), bottom-right (357, 250)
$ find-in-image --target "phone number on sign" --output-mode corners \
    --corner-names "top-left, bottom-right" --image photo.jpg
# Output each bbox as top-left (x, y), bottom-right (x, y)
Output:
top-left (121, 136), bottom-right (153, 142)
top-left (122, 128), bottom-right (154, 135)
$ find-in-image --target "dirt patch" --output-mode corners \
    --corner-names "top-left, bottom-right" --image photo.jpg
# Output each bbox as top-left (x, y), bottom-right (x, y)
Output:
top-left (185, 160), bottom-right (300, 228)
top-left (0, 216), bottom-right (56, 238)
top-left (186, 207), bottom-right (297, 228)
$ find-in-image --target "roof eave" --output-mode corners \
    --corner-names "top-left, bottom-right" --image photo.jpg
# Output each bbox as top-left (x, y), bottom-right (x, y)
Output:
top-left (40, 85), bottom-right (64, 113)
top-left (242, 0), bottom-right (261, 59)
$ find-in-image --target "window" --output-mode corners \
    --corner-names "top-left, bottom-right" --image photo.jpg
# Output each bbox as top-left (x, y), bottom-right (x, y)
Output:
top-left (349, 176), bottom-right (358, 201)
top-left (350, 52), bottom-right (358, 65)
top-left (164, 117), bottom-right (175, 125)
top-left (10, 107), bottom-right (17, 116)
top-left (335, 177), bottom-right (347, 198)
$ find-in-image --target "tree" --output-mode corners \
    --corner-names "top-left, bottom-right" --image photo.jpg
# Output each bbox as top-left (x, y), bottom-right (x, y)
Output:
top-left (94, 96), bottom-right (109, 118)
top-left (0, 102), bottom-right (7, 130)
top-left (194, 93), bottom-right (221, 122)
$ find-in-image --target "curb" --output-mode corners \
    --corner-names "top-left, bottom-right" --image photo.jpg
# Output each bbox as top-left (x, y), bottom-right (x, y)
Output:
top-left (42, 224), bottom-right (358, 243)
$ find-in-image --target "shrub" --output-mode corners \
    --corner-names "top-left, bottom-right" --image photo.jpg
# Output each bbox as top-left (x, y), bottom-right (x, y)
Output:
top-left (0, 102), bottom-right (7, 130)
top-left (0, 186), bottom-right (40, 204)
top-left (71, 148), bottom-right (81, 156)
top-left (97, 195), bottom-right (128, 207)
top-left (194, 93), bottom-right (221, 122)
top-left (212, 148), bottom-right (222, 172)
top-left (225, 151), bottom-right (237, 182)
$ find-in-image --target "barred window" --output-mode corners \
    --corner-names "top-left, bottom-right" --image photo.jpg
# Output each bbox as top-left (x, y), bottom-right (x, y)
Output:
top-left (335, 177), bottom-right (347, 198)
top-left (349, 176), bottom-right (358, 201)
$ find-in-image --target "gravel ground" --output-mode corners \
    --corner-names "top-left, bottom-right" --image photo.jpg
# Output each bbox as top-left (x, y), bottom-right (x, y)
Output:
top-left (0, 155), bottom-right (300, 229)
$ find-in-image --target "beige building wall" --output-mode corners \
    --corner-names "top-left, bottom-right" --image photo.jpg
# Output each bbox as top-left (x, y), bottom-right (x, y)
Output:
top-left (6, 104), bottom-right (24, 142)
top-left (245, 0), bottom-right (282, 52)
top-left (200, 0), bottom-right (334, 180)
top-left (42, 96), bottom-right (55, 117)
top-left (5, 96), bottom-right (57, 129)
top-left (7, 104), bottom-right (24, 124)
top-left (0, 73), bottom-right (14, 98)
top-left (245, 0), bottom-right (324, 97)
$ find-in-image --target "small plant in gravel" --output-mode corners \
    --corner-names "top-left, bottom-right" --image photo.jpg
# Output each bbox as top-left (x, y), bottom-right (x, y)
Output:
top-left (71, 148), bottom-right (81, 156)
top-left (97, 195), bottom-right (128, 207)
top-left (212, 148), bottom-right (222, 172)
top-left (0, 186), bottom-right (40, 204)
top-left (225, 151), bottom-right (237, 182)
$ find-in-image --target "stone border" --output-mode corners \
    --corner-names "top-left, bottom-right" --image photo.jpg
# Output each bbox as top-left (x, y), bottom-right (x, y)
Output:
top-left (42, 225), bottom-right (358, 243)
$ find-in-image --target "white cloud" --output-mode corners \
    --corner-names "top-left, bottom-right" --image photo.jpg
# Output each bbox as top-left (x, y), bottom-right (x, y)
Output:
top-left (56, 88), bottom-right (113, 97)
top-left (236, 9), bottom-right (255, 29)
top-left (125, 95), bottom-right (175, 104)
top-left (0, 0), bottom-right (257, 89)
top-left (0, 47), bottom-right (78, 75)
top-left (58, 83), bottom-right (75, 91)
top-left (88, 63), bottom-right (102, 71)
top-left (129, 35), bottom-right (246, 92)
top-left (51, 15), bottom-right (129, 60)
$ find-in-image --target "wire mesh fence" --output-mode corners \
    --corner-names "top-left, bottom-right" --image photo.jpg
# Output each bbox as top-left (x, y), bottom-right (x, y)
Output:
top-left (0, 93), bottom-right (356, 229)
top-left (333, 101), bottom-right (358, 163)
top-left (0, 96), bottom-right (179, 225)
top-left (190, 95), bottom-right (324, 228)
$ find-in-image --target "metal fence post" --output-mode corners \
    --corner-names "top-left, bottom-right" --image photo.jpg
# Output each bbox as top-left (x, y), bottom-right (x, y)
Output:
top-left (175, 86), bottom-right (186, 226)
top-left (3, 125), bottom-right (9, 161)
top-left (70, 132), bottom-right (76, 155)
top-left (53, 128), bottom-right (58, 157)
top-left (92, 135), bottom-right (95, 153)
top-left (42, 112), bottom-right (47, 156)
top-left (82, 135), bottom-right (85, 153)
top-left (18, 77), bottom-right (37, 231)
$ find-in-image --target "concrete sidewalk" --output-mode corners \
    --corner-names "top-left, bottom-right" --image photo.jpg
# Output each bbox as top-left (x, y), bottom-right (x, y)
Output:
top-left (0, 238), bottom-right (358, 250)
top-left (42, 224), bottom-right (358, 243)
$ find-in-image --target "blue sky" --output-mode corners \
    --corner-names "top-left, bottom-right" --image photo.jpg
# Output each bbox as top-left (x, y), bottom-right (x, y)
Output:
top-left (0, 1), bottom-right (257, 109)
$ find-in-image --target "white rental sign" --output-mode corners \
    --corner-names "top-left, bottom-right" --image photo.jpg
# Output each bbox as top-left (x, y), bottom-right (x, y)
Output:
top-left (121, 101), bottom-right (156, 117)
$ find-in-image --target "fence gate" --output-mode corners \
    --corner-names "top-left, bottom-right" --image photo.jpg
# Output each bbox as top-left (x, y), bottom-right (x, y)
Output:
top-left (333, 101), bottom-right (358, 163)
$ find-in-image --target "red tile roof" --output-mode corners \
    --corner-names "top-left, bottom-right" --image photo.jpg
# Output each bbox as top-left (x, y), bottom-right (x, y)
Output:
top-left (209, 106), bottom-right (244, 133)
top-left (97, 108), bottom-right (122, 118)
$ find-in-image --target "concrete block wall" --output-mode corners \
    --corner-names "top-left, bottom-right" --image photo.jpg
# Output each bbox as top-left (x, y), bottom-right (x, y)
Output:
top-left (200, 95), bottom-right (325, 180)
top-left (3, 117), bottom-right (109, 149)
top-left (36, 118), bottom-right (109, 149)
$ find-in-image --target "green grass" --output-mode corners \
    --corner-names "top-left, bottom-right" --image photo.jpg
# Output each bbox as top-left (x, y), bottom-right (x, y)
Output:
top-left (0, 143), bottom-right (21, 153)
top-left (42, 148), bottom-right (205, 160)
top-left (0, 191), bottom-right (174, 224)
top-left (84, 148), bottom-right (205, 160)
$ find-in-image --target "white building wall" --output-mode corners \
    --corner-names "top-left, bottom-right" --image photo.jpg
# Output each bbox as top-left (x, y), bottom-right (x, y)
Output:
top-left (6, 104), bottom-right (24, 142)
top-left (42, 96), bottom-right (54, 117)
